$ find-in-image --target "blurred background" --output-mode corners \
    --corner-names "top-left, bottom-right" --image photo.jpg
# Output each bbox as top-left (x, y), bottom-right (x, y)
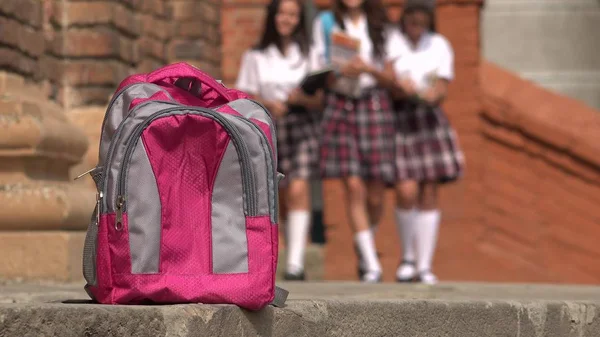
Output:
top-left (0, 0), bottom-right (599, 284)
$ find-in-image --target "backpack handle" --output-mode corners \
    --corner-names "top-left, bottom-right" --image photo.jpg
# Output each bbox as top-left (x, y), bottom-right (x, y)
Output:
top-left (147, 62), bottom-right (232, 101)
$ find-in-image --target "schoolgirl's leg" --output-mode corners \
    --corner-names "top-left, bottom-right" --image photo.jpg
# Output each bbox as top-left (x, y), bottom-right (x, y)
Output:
top-left (394, 180), bottom-right (419, 282)
top-left (284, 178), bottom-right (312, 280)
top-left (278, 108), bottom-right (319, 280)
top-left (344, 176), bottom-right (382, 283)
top-left (413, 182), bottom-right (440, 284)
top-left (366, 181), bottom-right (386, 232)
top-left (354, 180), bottom-right (386, 277)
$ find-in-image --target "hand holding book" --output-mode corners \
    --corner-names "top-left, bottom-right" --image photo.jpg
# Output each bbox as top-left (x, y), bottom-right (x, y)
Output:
top-left (339, 56), bottom-right (369, 79)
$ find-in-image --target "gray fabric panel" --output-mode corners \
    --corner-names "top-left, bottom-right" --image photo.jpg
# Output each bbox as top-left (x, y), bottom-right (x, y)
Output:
top-left (212, 141), bottom-right (248, 274)
top-left (220, 114), bottom-right (270, 217)
top-left (104, 101), bottom-right (180, 212)
top-left (99, 83), bottom-right (174, 166)
top-left (127, 141), bottom-right (162, 274)
top-left (227, 99), bottom-right (278, 157)
top-left (226, 100), bottom-right (278, 221)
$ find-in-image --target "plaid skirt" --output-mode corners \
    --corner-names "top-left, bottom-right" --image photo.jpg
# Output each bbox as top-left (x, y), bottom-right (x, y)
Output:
top-left (320, 89), bottom-right (396, 183)
top-left (394, 101), bottom-right (465, 183)
top-left (276, 107), bottom-right (320, 184)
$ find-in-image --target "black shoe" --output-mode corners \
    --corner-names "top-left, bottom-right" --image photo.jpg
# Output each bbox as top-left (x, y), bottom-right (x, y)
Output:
top-left (284, 271), bottom-right (306, 281)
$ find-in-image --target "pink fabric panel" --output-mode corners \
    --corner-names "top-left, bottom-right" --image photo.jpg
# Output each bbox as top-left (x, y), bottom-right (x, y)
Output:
top-left (141, 115), bottom-right (229, 275)
top-left (227, 88), bottom-right (250, 100)
top-left (157, 82), bottom-right (211, 107)
top-left (88, 213), bottom-right (116, 304)
top-left (116, 74), bottom-right (146, 91)
top-left (104, 216), bottom-right (274, 310)
top-left (129, 91), bottom-right (173, 110)
top-left (271, 222), bottom-right (279, 287)
top-left (215, 104), bottom-right (242, 117)
top-left (108, 213), bottom-right (132, 275)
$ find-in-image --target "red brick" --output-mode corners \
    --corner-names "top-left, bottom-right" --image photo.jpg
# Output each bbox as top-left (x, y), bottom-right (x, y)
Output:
top-left (61, 1), bottom-right (112, 26)
top-left (482, 122), bottom-right (526, 149)
top-left (477, 229), bottom-right (544, 277)
top-left (175, 21), bottom-right (219, 42)
top-left (112, 3), bottom-right (141, 37)
top-left (0, 47), bottom-right (37, 76)
top-left (139, 14), bottom-right (171, 41)
top-left (167, 39), bottom-right (204, 61)
top-left (0, 17), bottom-right (45, 57)
top-left (139, 37), bottom-right (166, 61)
top-left (54, 28), bottom-right (117, 57)
top-left (118, 36), bottom-right (140, 63)
top-left (170, 1), bottom-right (217, 21)
top-left (58, 86), bottom-right (114, 109)
top-left (62, 61), bottom-right (124, 86)
top-left (0, 0), bottom-right (42, 28)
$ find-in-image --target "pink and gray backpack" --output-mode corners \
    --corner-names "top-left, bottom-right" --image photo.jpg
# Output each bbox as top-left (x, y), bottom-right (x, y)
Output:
top-left (81, 63), bottom-right (287, 310)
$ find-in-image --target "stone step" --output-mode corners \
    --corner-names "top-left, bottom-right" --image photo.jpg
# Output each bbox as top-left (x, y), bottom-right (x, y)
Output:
top-left (1, 282), bottom-right (599, 336)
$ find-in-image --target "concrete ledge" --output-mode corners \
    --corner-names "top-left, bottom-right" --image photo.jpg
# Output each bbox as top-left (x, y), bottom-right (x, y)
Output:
top-left (1, 298), bottom-right (599, 336)
top-left (2, 282), bottom-right (600, 336)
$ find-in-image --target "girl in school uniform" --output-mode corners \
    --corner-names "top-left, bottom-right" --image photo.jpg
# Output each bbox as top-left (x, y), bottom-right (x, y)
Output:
top-left (312, 0), bottom-right (396, 283)
top-left (235, 0), bottom-right (324, 281)
top-left (386, 0), bottom-right (465, 284)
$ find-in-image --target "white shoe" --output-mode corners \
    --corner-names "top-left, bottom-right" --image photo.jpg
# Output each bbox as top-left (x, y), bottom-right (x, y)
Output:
top-left (361, 270), bottom-right (382, 283)
top-left (418, 271), bottom-right (438, 285)
top-left (396, 261), bottom-right (417, 282)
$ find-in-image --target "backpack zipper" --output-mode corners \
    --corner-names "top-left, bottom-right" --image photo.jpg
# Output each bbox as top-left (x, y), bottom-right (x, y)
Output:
top-left (100, 100), bottom-right (179, 211)
top-left (114, 107), bottom-right (258, 229)
top-left (232, 115), bottom-right (278, 224)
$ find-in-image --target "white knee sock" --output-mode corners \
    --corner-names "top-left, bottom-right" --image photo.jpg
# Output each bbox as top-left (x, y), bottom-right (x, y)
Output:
top-left (395, 208), bottom-right (417, 263)
top-left (415, 210), bottom-right (441, 273)
top-left (358, 224), bottom-right (379, 270)
top-left (286, 210), bottom-right (311, 274)
top-left (354, 230), bottom-right (381, 273)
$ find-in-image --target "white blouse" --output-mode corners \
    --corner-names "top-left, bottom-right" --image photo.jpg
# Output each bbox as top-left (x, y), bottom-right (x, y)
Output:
top-left (235, 43), bottom-right (319, 102)
top-left (388, 29), bottom-right (454, 93)
top-left (312, 14), bottom-right (397, 93)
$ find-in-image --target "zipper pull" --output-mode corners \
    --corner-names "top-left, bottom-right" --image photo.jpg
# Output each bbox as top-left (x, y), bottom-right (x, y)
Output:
top-left (95, 191), bottom-right (103, 226)
top-left (115, 195), bottom-right (125, 231)
top-left (74, 167), bottom-right (96, 180)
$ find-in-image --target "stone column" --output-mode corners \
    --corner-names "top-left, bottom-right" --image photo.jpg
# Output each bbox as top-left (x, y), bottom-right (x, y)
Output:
top-left (0, 0), bottom-right (92, 281)
top-left (0, 72), bottom-right (93, 281)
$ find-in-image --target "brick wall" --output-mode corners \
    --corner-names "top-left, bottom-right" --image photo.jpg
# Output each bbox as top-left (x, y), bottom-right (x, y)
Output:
top-left (169, 0), bottom-right (222, 78)
top-left (0, 1), bottom-right (49, 89)
top-left (0, 0), bottom-right (220, 110)
top-left (476, 62), bottom-right (600, 284)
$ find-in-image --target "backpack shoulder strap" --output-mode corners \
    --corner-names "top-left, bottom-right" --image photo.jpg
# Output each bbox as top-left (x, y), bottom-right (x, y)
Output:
top-left (320, 10), bottom-right (335, 63)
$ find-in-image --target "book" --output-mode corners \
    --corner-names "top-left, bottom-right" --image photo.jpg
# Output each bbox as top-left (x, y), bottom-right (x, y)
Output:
top-left (300, 68), bottom-right (334, 95)
top-left (330, 32), bottom-right (361, 70)
top-left (329, 32), bottom-right (362, 98)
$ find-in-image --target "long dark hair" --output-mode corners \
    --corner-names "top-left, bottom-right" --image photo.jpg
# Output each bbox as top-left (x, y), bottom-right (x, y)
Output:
top-left (256, 0), bottom-right (309, 56)
top-left (400, 1), bottom-right (436, 33)
top-left (333, 0), bottom-right (388, 59)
